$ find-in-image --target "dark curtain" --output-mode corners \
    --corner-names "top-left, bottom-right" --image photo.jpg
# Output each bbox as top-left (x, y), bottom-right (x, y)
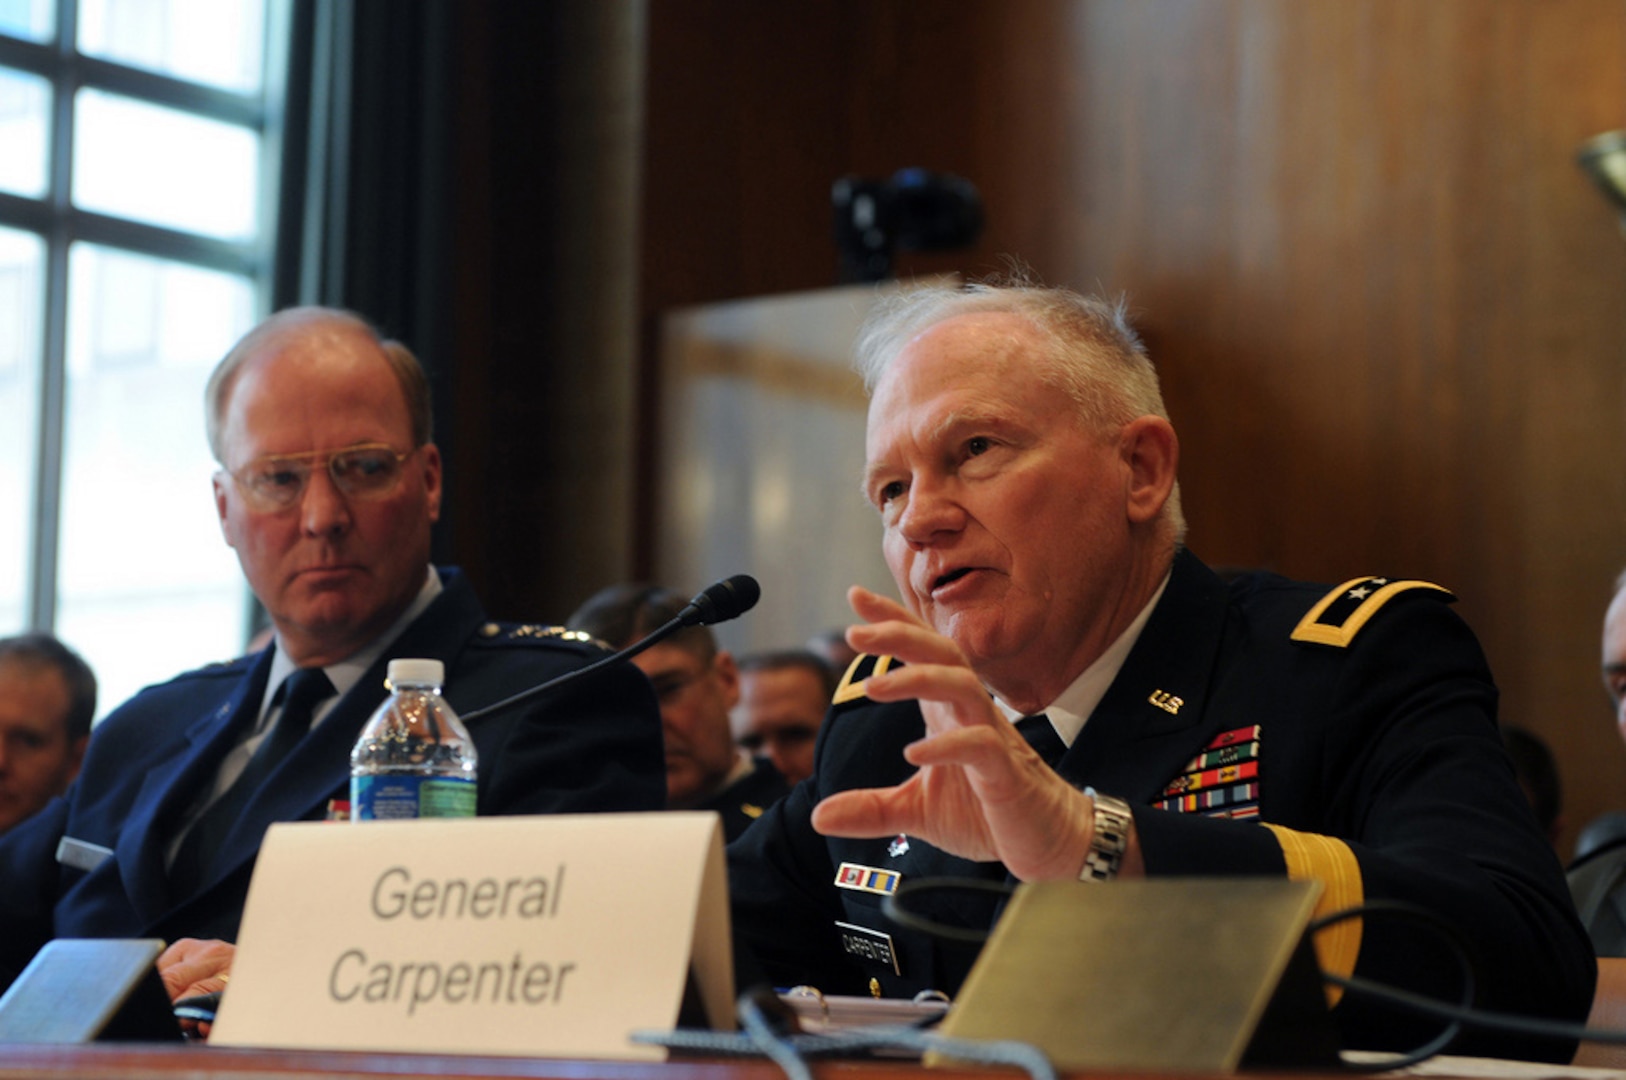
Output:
top-left (266, 0), bottom-right (646, 618)
top-left (270, 0), bottom-right (461, 561)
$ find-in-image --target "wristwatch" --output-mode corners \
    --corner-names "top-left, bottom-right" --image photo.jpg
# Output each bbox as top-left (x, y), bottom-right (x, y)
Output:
top-left (1080, 787), bottom-right (1132, 882)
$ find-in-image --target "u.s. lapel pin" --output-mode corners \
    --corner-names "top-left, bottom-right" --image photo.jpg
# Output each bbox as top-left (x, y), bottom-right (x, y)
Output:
top-left (1148, 689), bottom-right (1184, 715)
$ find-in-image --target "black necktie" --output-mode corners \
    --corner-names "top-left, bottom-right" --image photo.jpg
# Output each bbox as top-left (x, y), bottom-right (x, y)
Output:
top-left (169, 667), bottom-right (334, 897)
top-left (1016, 713), bottom-right (1067, 767)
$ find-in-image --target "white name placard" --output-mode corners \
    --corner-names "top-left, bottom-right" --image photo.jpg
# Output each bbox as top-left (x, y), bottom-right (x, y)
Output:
top-left (209, 812), bottom-right (731, 1059)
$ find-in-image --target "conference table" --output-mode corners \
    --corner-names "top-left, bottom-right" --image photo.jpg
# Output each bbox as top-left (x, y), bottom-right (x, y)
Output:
top-left (0, 1045), bottom-right (1598, 1080)
top-left (0, 1047), bottom-right (1174, 1080)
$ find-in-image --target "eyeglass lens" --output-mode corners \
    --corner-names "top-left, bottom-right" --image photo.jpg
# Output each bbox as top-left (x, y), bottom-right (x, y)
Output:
top-left (239, 446), bottom-right (404, 508)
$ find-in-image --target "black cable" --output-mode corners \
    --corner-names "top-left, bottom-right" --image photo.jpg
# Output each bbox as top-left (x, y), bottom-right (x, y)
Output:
top-left (1329, 973), bottom-right (1621, 1043)
top-left (880, 876), bottom-right (1015, 944)
top-left (884, 881), bottom-right (1608, 1067)
top-left (1313, 901), bottom-right (1614, 1046)
top-left (1306, 900), bottom-right (1475, 1071)
top-left (877, 877), bottom-right (1622, 1069)
top-left (633, 990), bottom-right (1054, 1080)
top-left (882, 883), bottom-right (1478, 1067)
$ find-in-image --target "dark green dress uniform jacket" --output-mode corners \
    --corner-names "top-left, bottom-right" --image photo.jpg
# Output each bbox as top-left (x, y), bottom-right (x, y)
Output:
top-left (728, 550), bottom-right (1594, 1062)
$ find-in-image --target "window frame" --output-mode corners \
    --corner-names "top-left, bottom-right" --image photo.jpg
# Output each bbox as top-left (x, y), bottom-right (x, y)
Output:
top-left (0, 0), bottom-right (287, 634)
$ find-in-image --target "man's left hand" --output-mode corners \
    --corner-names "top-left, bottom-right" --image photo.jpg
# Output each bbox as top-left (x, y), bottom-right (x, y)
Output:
top-left (158, 938), bottom-right (234, 1040)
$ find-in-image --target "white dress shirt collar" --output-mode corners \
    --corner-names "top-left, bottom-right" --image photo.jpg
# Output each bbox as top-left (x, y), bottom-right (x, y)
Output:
top-left (994, 570), bottom-right (1170, 748)
top-left (258, 565), bottom-right (444, 729)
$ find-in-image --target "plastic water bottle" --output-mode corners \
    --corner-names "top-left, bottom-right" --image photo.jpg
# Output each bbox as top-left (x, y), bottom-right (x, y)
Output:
top-left (350, 658), bottom-right (477, 820)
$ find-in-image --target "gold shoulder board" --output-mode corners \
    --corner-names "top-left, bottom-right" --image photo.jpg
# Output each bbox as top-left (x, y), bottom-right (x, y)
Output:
top-left (1291, 577), bottom-right (1454, 647)
top-left (831, 654), bottom-right (900, 705)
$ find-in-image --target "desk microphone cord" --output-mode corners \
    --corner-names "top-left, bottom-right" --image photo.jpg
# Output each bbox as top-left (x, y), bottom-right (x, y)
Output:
top-left (879, 879), bottom-right (1613, 1071)
top-left (632, 993), bottom-right (1056, 1080)
top-left (636, 882), bottom-right (1609, 1078)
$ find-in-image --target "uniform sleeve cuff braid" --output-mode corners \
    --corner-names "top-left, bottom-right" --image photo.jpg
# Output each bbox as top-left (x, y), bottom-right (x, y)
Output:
top-left (1263, 823), bottom-right (1364, 1007)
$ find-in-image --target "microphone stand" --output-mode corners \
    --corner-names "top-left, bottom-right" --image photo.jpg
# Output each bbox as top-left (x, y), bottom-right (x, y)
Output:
top-left (458, 575), bottom-right (760, 724)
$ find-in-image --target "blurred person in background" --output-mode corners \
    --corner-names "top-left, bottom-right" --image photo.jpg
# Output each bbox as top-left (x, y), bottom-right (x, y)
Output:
top-left (733, 649), bottom-right (835, 787)
top-left (1498, 724), bottom-right (1563, 851)
top-left (0, 634), bottom-right (96, 835)
top-left (807, 627), bottom-right (859, 678)
top-left (570, 583), bottom-right (791, 839)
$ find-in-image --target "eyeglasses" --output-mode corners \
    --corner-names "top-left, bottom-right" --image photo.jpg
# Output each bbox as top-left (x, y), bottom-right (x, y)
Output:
top-left (222, 443), bottom-right (415, 512)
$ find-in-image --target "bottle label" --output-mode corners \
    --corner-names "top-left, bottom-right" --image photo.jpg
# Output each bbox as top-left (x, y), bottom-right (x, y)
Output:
top-left (421, 777), bottom-right (477, 817)
top-left (351, 775), bottom-right (476, 820)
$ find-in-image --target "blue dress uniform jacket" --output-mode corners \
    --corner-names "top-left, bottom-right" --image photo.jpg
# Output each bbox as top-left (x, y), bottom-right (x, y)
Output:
top-left (727, 551), bottom-right (1594, 1062)
top-left (0, 567), bottom-right (665, 989)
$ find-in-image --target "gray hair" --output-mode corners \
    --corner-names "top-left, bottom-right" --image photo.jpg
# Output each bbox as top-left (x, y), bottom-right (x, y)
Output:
top-left (204, 307), bottom-right (433, 463)
top-left (854, 277), bottom-right (1184, 541)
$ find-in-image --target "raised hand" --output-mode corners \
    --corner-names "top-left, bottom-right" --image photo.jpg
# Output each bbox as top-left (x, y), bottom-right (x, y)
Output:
top-left (809, 586), bottom-right (1130, 882)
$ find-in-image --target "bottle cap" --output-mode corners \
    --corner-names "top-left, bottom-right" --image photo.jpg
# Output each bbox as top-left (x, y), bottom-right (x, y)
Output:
top-left (386, 658), bottom-right (444, 688)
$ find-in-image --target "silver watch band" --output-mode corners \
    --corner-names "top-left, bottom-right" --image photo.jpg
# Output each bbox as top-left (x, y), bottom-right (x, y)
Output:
top-left (1080, 787), bottom-right (1132, 882)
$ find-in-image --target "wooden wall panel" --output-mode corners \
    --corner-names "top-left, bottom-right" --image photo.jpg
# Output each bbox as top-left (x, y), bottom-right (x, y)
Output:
top-left (634, 0), bottom-right (1626, 853)
top-left (1014, 1), bottom-right (1626, 855)
top-left (638, 1), bottom-right (991, 315)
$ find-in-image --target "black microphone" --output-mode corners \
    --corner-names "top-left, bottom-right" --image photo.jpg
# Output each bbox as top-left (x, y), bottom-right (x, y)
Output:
top-left (677, 573), bottom-right (761, 628)
top-left (458, 574), bottom-right (761, 723)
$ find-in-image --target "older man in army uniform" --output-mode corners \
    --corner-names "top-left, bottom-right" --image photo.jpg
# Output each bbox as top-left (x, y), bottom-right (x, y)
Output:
top-left (728, 281), bottom-right (1593, 1062)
